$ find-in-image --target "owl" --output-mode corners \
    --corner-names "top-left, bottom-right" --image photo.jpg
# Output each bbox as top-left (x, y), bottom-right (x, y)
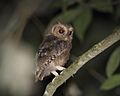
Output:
top-left (35, 22), bottom-right (73, 81)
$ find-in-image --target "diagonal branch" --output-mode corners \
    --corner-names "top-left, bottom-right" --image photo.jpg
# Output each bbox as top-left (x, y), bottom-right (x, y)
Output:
top-left (43, 28), bottom-right (120, 96)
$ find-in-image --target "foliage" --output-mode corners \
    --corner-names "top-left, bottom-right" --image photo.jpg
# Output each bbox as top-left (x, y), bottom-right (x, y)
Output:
top-left (106, 47), bottom-right (120, 77)
top-left (101, 74), bottom-right (120, 90)
top-left (91, 0), bottom-right (113, 13)
top-left (73, 6), bottom-right (92, 40)
top-left (0, 0), bottom-right (120, 96)
top-left (101, 47), bottom-right (120, 90)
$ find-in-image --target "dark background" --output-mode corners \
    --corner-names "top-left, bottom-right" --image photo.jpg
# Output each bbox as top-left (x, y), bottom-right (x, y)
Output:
top-left (0, 0), bottom-right (120, 96)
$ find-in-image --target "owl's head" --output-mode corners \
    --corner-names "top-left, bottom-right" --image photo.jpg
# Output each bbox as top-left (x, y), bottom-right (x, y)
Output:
top-left (51, 22), bottom-right (74, 41)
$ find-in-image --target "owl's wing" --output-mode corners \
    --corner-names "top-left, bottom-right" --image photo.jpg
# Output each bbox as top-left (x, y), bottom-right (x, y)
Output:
top-left (36, 35), bottom-right (58, 59)
top-left (36, 35), bottom-right (70, 61)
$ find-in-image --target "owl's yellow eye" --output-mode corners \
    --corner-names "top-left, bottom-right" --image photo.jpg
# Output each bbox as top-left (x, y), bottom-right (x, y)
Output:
top-left (58, 28), bottom-right (65, 34)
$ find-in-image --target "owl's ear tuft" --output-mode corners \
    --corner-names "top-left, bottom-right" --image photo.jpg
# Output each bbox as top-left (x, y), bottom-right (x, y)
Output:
top-left (56, 21), bottom-right (62, 25)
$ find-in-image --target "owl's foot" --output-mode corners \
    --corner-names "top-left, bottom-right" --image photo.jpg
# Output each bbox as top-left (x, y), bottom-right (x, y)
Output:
top-left (56, 66), bottom-right (66, 71)
top-left (51, 71), bottom-right (59, 76)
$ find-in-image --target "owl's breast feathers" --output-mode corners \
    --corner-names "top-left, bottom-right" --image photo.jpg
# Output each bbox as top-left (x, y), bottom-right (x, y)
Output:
top-left (35, 35), bottom-right (72, 81)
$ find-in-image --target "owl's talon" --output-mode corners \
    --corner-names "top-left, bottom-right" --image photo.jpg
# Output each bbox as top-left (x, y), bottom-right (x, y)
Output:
top-left (56, 66), bottom-right (66, 71)
top-left (51, 71), bottom-right (59, 76)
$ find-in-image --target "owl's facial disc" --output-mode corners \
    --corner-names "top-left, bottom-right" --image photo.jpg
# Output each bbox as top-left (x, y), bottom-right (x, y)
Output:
top-left (51, 23), bottom-right (73, 41)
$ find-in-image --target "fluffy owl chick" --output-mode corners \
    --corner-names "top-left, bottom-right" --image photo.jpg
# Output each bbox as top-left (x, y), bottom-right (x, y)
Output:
top-left (35, 22), bottom-right (73, 81)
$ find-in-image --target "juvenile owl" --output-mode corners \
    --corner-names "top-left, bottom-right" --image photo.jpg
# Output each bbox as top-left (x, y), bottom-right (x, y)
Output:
top-left (35, 22), bottom-right (73, 81)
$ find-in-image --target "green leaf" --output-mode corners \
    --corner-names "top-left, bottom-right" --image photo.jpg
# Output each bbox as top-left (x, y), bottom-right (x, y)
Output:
top-left (73, 7), bottom-right (92, 40)
top-left (106, 47), bottom-right (120, 77)
top-left (101, 74), bottom-right (120, 90)
top-left (116, 4), bottom-right (120, 18)
top-left (91, 0), bottom-right (113, 13)
top-left (52, 7), bottom-right (80, 23)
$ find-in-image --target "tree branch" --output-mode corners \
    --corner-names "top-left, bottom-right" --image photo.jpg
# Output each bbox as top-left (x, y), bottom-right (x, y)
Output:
top-left (43, 28), bottom-right (120, 96)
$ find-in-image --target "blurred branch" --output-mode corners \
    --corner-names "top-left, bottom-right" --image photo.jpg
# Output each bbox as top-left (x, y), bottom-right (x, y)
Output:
top-left (89, 69), bottom-right (105, 82)
top-left (0, 0), bottom-right (42, 44)
top-left (43, 28), bottom-right (120, 96)
top-left (31, 16), bottom-right (45, 37)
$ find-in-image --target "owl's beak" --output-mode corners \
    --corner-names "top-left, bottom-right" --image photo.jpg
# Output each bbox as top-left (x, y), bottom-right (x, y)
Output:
top-left (64, 37), bottom-right (68, 41)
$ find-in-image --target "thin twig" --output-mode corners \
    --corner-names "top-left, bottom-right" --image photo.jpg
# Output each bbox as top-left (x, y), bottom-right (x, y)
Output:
top-left (31, 15), bottom-right (45, 37)
top-left (43, 28), bottom-right (120, 96)
top-left (89, 69), bottom-right (105, 83)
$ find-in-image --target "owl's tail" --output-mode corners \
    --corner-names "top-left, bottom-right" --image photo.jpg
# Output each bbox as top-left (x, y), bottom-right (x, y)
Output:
top-left (35, 67), bottom-right (45, 82)
top-left (35, 66), bottom-right (42, 82)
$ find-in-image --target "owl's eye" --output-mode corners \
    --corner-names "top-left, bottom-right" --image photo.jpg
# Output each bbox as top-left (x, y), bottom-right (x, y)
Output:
top-left (68, 31), bottom-right (72, 35)
top-left (58, 28), bottom-right (65, 34)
